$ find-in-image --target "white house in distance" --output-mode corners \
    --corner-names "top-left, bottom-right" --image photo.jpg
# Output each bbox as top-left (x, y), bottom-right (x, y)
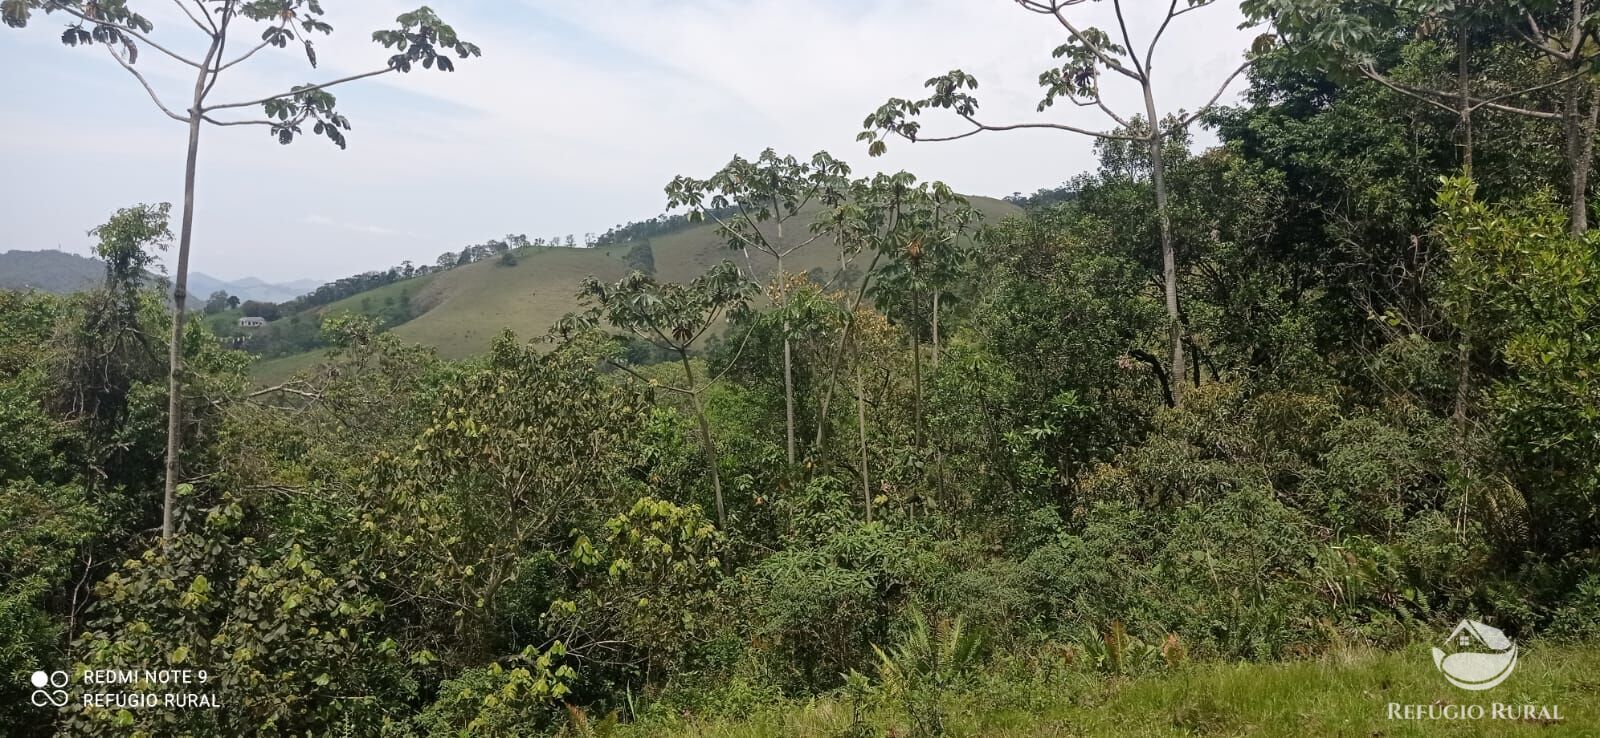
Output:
top-left (238, 317), bottom-right (267, 329)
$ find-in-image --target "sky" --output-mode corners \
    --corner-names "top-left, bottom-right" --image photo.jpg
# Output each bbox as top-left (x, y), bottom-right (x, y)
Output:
top-left (0, 1), bottom-right (1258, 283)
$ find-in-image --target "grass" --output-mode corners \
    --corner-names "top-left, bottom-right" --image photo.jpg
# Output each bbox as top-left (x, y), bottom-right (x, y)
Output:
top-left (250, 348), bottom-right (332, 386)
top-left (247, 197), bottom-right (1021, 381)
top-left (611, 644), bottom-right (1598, 737)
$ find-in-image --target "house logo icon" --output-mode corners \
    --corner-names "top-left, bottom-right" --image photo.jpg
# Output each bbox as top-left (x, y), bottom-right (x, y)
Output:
top-left (1431, 620), bottom-right (1517, 691)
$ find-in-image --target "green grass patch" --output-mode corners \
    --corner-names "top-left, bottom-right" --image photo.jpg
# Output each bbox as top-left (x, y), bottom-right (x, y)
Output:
top-left (613, 644), bottom-right (1598, 737)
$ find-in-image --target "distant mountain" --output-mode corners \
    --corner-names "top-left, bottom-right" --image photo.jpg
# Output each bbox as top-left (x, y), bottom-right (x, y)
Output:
top-left (0, 249), bottom-right (102, 293)
top-left (0, 249), bottom-right (316, 303)
top-left (187, 272), bottom-right (319, 304)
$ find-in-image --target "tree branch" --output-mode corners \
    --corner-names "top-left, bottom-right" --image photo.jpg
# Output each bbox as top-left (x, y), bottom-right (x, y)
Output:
top-left (1111, 0), bottom-right (1145, 79)
top-left (1129, 349), bottom-right (1175, 407)
top-left (1016, 0), bottom-right (1143, 81)
top-left (204, 67), bottom-right (395, 112)
top-left (56, 5), bottom-right (204, 68)
top-left (1360, 66), bottom-right (1560, 120)
top-left (189, 0), bottom-right (219, 33)
top-left (218, 17), bottom-right (289, 71)
top-left (198, 0), bottom-right (234, 102)
top-left (907, 112), bottom-right (1144, 144)
top-left (245, 383), bottom-right (323, 401)
top-left (1173, 60), bottom-right (1250, 129)
top-left (1470, 68), bottom-right (1590, 111)
top-left (605, 359), bottom-right (693, 396)
top-left (200, 114), bottom-right (289, 127)
top-left (105, 44), bottom-right (191, 122)
top-left (171, 0), bottom-right (214, 35)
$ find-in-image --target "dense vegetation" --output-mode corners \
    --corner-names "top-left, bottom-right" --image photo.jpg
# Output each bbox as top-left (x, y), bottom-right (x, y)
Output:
top-left (5, 2), bottom-right (1600, 737)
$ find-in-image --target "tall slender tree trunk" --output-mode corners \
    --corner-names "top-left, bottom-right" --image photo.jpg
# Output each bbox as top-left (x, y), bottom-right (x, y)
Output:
top-left (929, 289), bottom-right (947, 505)
top-left (1570, 85), bottom-right (1600, 236)
top-left (1458, 24), bottom-right (1474, 176)
top-left (162, 53), bottom-right (216, 540)
top-left (680, 353), bottom-right (726, 529)
top-left (1562, 0), bottom-right (1595, 236)
top-left (909, 294), bottom-right (924, 450)
top-left (783, 331), bottom-right (796, 462)
top-left (1453, 23), bottom-right (1474, 444)
top-left (856, 357), bottom-right (871, 523)
top-left (1143, 84), bottom-right (1184, 401)
top-left (778, 253), bottom-right (797, 464)
top-left (813, 251), bottom-right (884, 452)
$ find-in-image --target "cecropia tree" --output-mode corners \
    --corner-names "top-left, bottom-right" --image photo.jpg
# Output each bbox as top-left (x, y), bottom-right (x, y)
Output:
top-left (2, 0), bottom-right (480, 540)
top-left (665, 149), bottom-right (852, 464)
top-left (860, 0), bottom-right (1261, 402)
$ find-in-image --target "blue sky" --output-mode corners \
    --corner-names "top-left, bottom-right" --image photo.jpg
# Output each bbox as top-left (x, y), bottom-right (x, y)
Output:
top-left (0, 1), bottom-right (1255, 283)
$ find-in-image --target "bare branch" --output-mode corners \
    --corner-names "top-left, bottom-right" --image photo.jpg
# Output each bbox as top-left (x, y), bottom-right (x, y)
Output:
top-left (706, 211), bottom-right (775, 259)
top-left (1111, 0), bottom-right (1145, 78)
top-left (605, 359), bottom-right (693, 396)
top-left (104, 44), bottom-right (191, 122)
top-left (199, 1), bottom-right (234, 102)
top-left (940, 112), bottom-right (1144, 142)
top-left (1173, 60), bottom-right (1250, 129)
top-left (245, 383), bottom-right (323, 401)
top-left (1515, 23), bottom-right (1574, 62)
top-left (1095, 95), bottom-right (1135, 128)
top-left (702, 323), bottom-right (757, 387)
top-left (200, 115), bottom-right (285, 127)
top-left (171, 0), bottom-right (213, 35)
top-left (1360, 66), bottom-right (1560, 120)
top-left (205, 67), bottom-right (395, 112)
top-left (219, 18), bottom-right (289, 71)
top-left (1470, 68), bottom-right (1590, 111)
top-left (776, 232), bottom-right (827, 260)
top-left (1146, 0), bottom-right (1181, 73)
top-left (190, 0), bottom-right (219, 33)
top-left (1017, 0), bottom-right (1143, 81)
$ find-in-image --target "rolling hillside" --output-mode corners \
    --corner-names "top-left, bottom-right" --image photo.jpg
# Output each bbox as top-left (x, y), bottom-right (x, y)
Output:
top-left (253, 196), bottom-right (1020, 381)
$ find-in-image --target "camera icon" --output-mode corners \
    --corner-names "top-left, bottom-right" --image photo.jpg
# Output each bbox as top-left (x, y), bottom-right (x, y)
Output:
top-left (29, 670), bottom-right (70, 707)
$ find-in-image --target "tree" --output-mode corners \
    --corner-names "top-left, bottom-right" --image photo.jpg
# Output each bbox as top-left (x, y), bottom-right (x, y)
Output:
top-left (226, 294), bottom-right (240, 310)
top-left (202, 290), bottom-right (231, 315)
top-left (624, 240), bottom-right (657, 275)
top-left (239, 300), bottom-right (280, 322)
top-left (860, 184), bottom-right (979, 454)
top-left (666, 149), bottom-right (852, 463)
top-left (1249, 0), bottom-right (1600, 235)
top-left (860, 0), bottom-right (1259, 402)
top-left (3, 1), bottom-right (481, 541)
top-left (59, 204), bottom-right (172, 445)
top-left (562, 262), bottom-right (756, 528)
top-left (811, 174), bottom-right (976, 457)
top-left (1435, 177), bottom-right (1600, 557)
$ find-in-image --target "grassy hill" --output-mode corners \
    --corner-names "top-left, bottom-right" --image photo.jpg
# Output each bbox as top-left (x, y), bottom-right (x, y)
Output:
top-left (0, 249), bottom-right (102, 293)
top-left (253, 197), bottom-right (1020, 382)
